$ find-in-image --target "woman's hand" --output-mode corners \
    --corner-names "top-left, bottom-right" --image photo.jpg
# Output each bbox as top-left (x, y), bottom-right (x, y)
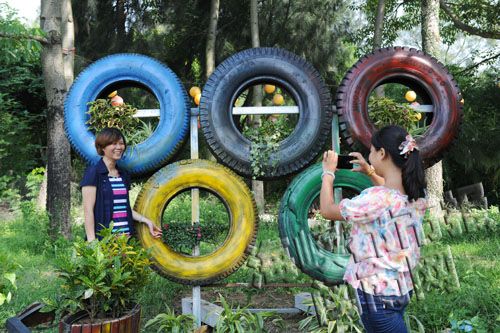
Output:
top-left (349, 152), bottom-right (373, 175)
top-left (144, 219), bottom-right (162, 238)
top-left (322, 150), bottom-right (338, 172)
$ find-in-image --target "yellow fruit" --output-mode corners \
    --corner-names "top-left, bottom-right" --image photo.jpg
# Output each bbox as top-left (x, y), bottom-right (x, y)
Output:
top-left (111, 95), bottom-right (124, 106)
top-left (415, 113), bottom-right (422, 121)
top-left (405, 90), bottom-right (417, 102)
top-left (273, 94), bottom-right (284, 105)
top-left (189, 86), bottom-right (201, 98)
top-left (460, 98), bottom-right (464, 104)
top-left (194, 93), bottom-right (201, 106)
top-left (264, 84), bottom-right (276, 94)
top-left (108, 91), bottom-right (118, 98)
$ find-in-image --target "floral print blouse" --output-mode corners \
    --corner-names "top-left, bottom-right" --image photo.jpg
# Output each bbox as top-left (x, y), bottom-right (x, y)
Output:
top-left (339, 186), bottom-right (427, 296)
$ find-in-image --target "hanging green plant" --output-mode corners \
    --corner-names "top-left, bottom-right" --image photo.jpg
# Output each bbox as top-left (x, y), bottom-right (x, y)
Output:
top-left (368, 96), bottom-right (428, 137)
top-left (86, 98), bottom-right (139, 133)
top-left (242, 114), bottom-right (294, 179)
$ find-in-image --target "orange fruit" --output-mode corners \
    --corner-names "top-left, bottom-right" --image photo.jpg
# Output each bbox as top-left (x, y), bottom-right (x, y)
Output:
top-left (405, 90), bottom-right (417, 102)
top-left (111, 95), bottom-right (124, 106)
top-left (264, 84), bottom-right (276, 94)
top-left (273, 94), bottom-right (284, 105)
top-left (194, 93), bottom-right (201, 106)
top-left (190, 86), bottom-right (201, 98)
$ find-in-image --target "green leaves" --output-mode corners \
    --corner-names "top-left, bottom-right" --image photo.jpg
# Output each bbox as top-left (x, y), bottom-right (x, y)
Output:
top-left (145, 307), bottom-right (196, 333)
top-left (214, 294), bottom-right (284, 333)
top-left (55, 226), bottom-right (153, 320)
top-left (86, 99), bottom-right (139, 135)
top-left (298, 284), bottom-right (362, 333)
top-left (242, 112), bottom-right (295, 179)
top-left (0, 272), bottom-right (16, 306)
top-left (368, 96), bottom-right (427, 137)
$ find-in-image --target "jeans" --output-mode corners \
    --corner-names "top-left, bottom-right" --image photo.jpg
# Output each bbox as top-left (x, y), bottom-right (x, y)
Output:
top-left (356, 289), bottom-right (413, 333)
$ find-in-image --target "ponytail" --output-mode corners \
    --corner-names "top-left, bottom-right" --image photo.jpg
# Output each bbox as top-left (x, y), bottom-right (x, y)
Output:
top-left (402, 150), bottom-right (426, 201)
top-left (371, 125), bottom-right (426, 201)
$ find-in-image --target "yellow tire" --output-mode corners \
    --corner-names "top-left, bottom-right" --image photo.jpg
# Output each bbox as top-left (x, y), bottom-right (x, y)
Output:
top-left (134, 159), bottom-right (258, 285)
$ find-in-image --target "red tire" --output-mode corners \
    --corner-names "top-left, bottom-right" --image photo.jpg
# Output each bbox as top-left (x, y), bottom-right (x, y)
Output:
top-left (336, 47), bottom-right (463, 167)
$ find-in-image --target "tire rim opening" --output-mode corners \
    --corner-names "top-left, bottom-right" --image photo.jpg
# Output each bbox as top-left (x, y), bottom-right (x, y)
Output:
top-left (89, 83), bottom-right (160, 146)
top-left (160, 188), bottom-right (231, 257)
top-left (308, 187), bottom-right (360, 253)
top-left (231, 82), bottom-right (300, 177)
top-left (367, 82), bottom-right (432, 138)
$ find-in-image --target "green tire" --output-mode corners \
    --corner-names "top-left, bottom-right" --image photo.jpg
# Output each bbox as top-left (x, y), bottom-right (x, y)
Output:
top-left (278, 163), bottom-right (373, 283)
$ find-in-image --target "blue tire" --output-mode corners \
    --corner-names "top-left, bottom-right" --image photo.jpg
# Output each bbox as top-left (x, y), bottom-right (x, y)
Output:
top-left (64, 54), bottom-right (189, 175)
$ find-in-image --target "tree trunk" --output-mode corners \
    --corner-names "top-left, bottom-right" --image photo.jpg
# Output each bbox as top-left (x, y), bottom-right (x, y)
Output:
top-left (206, 0), bottom-right (220, 79)
top-left (41, 0), bottom-right (72, 239)
top-left (373, 0), bottom-right (385, 97)
top-left (250, 0), bottom-right (265, 215)
top-left (203, 0), bottom-right (220, 162)
top-left (421, 0), bottom-right (443, 217)
top-left (116, 0), bottom-right (126, 49)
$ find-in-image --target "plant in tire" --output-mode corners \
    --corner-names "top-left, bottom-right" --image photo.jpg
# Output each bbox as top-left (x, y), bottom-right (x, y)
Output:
top-left (368, 97), bottom-right (427, 137)
top-left (336, 47), bottom-right (462, 167)
top-left (199, 47), bottom-right (333, 179)
top-left (54, 226), bottom-right (152, 321)
top-left (86, 98), bottom-right (145, 144)
top-left (242, 114), bottom-right (294, 178)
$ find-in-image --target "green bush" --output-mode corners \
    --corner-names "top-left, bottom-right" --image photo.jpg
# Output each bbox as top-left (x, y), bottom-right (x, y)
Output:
top-left (368, 96), bottom-right (427, 136)
top-left (55, 227), bottom-right (153, 320)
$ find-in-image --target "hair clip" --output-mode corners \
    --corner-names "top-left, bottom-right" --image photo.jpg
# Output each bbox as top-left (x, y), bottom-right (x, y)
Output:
top-left (399, 134), bottom-right (418, 158)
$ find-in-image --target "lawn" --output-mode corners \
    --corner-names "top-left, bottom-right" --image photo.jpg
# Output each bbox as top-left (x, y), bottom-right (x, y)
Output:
top-left (0, 202), bottom-right (498, 332)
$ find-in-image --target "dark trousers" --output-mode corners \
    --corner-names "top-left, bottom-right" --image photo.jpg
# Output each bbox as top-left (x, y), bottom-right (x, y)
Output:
top-left (356, 289), bottom-right (412, 333)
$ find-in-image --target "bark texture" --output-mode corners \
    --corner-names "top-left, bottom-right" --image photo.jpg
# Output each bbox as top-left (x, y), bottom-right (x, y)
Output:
top-left (373, 0), bottom-right (386, 97)
top-left (41, 0), bottom-right (72, 239)
top-left (250, 0), bottom-right (265, 214)
top-left (206, 0), bottom-right (220, 78)
top-left (421, 0), bottom-right (444, 217)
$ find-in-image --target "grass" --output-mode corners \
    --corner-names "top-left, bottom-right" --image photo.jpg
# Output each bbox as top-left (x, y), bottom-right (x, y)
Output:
top-left (407, 223), bottom-right (500, 332)
top-left (0, 201), bottom-right (498, 332)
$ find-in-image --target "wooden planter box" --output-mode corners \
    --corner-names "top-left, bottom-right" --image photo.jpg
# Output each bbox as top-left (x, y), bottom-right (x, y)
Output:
top-left (59, 304), bottom-right (141, 333)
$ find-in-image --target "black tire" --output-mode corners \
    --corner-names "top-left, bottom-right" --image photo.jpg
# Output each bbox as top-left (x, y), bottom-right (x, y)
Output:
top-left (336, 47), bottom-right (463, 167)
top-left (64, 54), bottom-right (189, 176)
top-left (199, 47), bottom-right (333, 180)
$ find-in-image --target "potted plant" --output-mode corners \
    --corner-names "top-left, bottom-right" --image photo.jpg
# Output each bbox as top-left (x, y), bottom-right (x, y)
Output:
top-left (56, 226), bottom-right (152, 333)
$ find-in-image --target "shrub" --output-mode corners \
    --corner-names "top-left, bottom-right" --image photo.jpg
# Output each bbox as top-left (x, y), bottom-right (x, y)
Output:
top-left (55, 227), bottom-right (152, 320)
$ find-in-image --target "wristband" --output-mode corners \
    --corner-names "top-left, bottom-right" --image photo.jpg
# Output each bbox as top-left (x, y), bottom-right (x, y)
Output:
top-left (321, 170), bottom-right (336, 180)
top-left (366, 165), bottom-right (376, 177)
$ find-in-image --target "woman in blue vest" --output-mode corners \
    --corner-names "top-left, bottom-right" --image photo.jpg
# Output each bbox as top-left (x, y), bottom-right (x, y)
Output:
top-left (81, 127), bottom-right (162, 241)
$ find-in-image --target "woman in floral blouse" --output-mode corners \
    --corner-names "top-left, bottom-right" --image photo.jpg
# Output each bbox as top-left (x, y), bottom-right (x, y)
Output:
top-left (320, 125), bottom-right (427, 333)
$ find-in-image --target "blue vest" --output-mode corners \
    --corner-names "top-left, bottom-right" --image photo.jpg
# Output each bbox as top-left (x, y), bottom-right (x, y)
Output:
top-left (80, 159), bottom-right (135, 239)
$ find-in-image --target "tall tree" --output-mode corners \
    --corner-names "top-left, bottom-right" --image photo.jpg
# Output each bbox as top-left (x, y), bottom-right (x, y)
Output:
top-left (421, 0), bottom-right (444, 216)
top-left (250, 0), bottom-right (265, 214)
top-left (41, 0), bottom-right (73, 239)
top-left (206, 0), bottom-right (220, 78)
top-left (373, 0), bottom-right (386, 97)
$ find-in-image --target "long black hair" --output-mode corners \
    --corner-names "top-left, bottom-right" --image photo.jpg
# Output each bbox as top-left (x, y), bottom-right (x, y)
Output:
top-left (371, 125), bottom-right (426, 201)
